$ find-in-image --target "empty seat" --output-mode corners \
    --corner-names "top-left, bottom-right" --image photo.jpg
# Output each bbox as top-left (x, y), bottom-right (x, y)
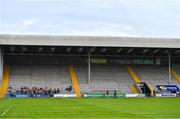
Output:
top-left (8, 65), bottom-right (74, 93)
top-left (74, 65), bottom-right (133, 94)
top-left (133, 65), bottom-right (180, 88)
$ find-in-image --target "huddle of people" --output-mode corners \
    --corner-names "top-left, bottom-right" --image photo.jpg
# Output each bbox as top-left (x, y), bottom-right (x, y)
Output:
top-left (8, 86), bottom-right (72, 98)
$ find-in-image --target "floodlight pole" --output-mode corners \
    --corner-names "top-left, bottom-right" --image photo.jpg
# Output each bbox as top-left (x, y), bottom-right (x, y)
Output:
top-left (168, 49), bottom-right (171, 84)
top-left (88, 52), bottom-right (91, 84)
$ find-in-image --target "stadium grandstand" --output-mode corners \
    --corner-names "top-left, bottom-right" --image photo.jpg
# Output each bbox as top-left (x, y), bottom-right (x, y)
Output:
top-left (0, 34), bottom-right (180, 98)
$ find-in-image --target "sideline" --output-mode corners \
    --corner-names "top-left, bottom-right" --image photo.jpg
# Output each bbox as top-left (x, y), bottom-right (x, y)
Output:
top-left (1, 104), bottom-right (14, 116)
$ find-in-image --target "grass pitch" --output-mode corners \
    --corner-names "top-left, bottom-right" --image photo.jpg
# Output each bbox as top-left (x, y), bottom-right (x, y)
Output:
top-left (0, 98), bottom-right (180, 118)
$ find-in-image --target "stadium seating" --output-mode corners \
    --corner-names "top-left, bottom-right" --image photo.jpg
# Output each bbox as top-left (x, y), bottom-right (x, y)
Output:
top-left (0, 65), bottom-right (9, 98)
top-left (132, 65), bottom-right (180, 88)
top-left (171, 65), bottom-right (180, 83)
top-left (7, 64), bottom-right (180, 96)
top-left (74, 65), bottom-right (133, 94)
top-left (127, 66), bottom-right (140, 83)
top-left (8, 65), bottom-right (74, 93)
top-left (172, 65), bottom-right (180, 76)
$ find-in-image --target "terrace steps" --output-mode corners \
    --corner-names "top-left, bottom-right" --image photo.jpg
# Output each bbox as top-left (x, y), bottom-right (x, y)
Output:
top-left (171, 69), bottom-right (180, 82)
top-left (68, 65), bottom-right (81, 97)
top-left (0, 65), bottom-right (10, 99)
top-left (130, 84), bottom-right (139, 94)
top-left (127, 66), bottom-right (152, 94)
top-left (127, 66), bottom-right (140, 83)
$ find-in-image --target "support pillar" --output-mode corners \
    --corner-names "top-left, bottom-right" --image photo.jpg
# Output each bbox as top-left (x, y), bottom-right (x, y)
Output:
top-left (88, 52), bottom-right (91, 84)
top-left (168, 49), bottom-right (171, 84)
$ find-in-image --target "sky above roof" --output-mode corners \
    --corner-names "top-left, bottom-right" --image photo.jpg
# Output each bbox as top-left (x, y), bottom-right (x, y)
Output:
top-left (0, 0), bottom-right (180, 38)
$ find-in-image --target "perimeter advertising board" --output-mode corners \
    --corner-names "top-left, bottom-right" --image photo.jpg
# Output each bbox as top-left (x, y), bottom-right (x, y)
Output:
top-left (156, 84), bottom-right (179, 93)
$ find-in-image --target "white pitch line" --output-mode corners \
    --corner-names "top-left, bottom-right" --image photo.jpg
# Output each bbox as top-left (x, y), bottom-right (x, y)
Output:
top-left (1, 105), bottom-right (14, 116)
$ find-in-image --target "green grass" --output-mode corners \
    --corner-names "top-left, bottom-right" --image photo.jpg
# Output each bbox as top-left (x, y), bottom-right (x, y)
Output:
top-left (0, 98), bottom-right (180, 118)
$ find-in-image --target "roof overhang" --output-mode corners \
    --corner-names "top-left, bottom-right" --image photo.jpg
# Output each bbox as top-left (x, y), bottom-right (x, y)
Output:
top-left (0, 34), bottom-right (180, 48)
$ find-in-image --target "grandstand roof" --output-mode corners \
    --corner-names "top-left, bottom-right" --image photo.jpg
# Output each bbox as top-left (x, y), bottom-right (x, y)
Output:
top-left (0, 34), bottom-right (180, 48)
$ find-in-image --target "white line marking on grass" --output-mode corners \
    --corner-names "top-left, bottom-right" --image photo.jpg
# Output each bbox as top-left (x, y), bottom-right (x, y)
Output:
top-left (81, 101), bottom-right (155, 118)
top-left (1, 104), bottom-right (14, 116)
